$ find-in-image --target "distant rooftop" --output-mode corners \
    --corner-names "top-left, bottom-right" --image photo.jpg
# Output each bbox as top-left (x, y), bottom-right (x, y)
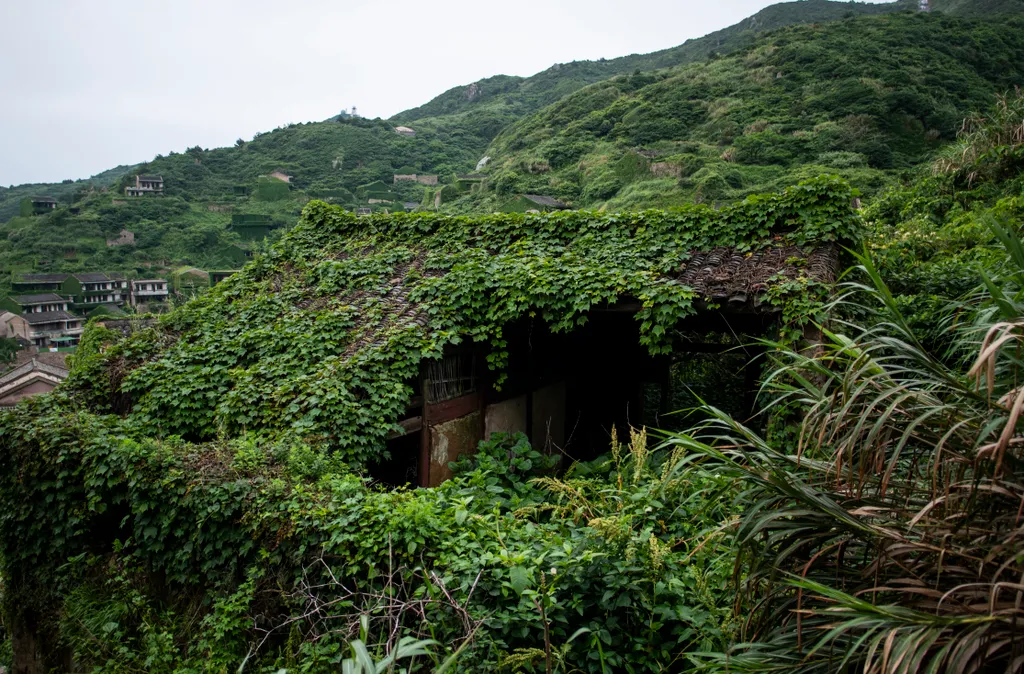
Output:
top-left (15, 274), bottom-right (69, 284)
top-left (138, 175), bottom-right (163, 181)
top-left (30, 196), bottom-right (58, 203)
top-left (11, 294), bottom-right (65, 304)
top-left (23, 310), bottom-right (78, 325)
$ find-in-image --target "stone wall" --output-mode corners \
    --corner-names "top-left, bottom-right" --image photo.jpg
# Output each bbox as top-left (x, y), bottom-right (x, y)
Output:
top-left (105, 229), bottom-right (135, 247)
top-left (428, 411), bottom-right (483, 487)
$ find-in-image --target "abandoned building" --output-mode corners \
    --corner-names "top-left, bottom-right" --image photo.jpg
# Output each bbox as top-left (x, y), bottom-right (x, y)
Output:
top-left (375, 244), bottom-right (840, 488)
top-left (0, 309), bottom-right (84, 349)
top-left (0, 294), bottom-right (70, 315)
top-left (209, 270), bottom-right (238, 285)
top-left (0, 353), bottom-right (69, 408)
top-left (9, 273), bottom-right (133, 315)
top-left (105, 229), bottom-right (135, 247)
top-left (73, 273), bottom-right (130, 308)
top-left (125, 175), bottom-right (164, 197)
top-left (268, 171), bottom-right (292, 183)
top-left (129, 279), bottom-right (170, 307)
top-left (229, 214), bottom-right (278, 241)
top-left (20, 196), bottom-right (58, 216)
top-left (455, 174), bottom-right (486, 192)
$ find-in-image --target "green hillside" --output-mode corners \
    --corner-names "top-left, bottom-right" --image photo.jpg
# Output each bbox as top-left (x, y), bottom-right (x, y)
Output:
top-left (391, 0), bottom-right (1024, 142)
top-left (391, 0), bottom-right (916, 141)
top-left (2, 0), bottom-right (1023, 286)
top-left (450, 12), bottom-right (1024, 212)
top-left (0, 118), bottom-right (484, 280)
top-left (0, 165), bottom-right (131, 223)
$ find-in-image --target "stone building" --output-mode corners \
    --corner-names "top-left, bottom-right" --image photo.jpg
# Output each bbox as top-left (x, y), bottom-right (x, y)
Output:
top-left (0, 353), bottom-right (69, 408)
top-left (125, 175), bottom-right (164, 197)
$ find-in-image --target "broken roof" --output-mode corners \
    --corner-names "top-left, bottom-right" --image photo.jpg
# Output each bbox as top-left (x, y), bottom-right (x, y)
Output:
top-left (80, 176), bottom-right (859, 465)
top-left (138, 175), bottom-right (163, 181)
top-left (678, 245), bottom-right (838, 312)
top-left (30, 196), bottom-right (58, 203)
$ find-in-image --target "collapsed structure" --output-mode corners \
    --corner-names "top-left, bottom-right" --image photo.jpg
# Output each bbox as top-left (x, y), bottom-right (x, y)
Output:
top-left (64, 176), bottom-right (853, 485)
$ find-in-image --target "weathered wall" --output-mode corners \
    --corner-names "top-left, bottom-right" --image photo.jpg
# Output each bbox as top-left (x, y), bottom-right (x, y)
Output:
top-left (485, 395), bottom-right (527, 438)
top-left (0, 379), bottom-right (59, 407)
top-left (428, 411), bottom-right (482, 487)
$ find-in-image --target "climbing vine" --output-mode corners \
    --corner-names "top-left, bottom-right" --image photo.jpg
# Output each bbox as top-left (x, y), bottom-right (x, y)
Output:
top-left (63, 175), bottom-right (861, 468)
top-left (0, 175), bottom-right (859, 672)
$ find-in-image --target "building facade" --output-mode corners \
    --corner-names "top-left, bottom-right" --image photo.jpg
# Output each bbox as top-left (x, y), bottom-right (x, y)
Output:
top-left (130, 279), bottom-right (170, 307)
top-left (125, 175), bottom-right (164, 197)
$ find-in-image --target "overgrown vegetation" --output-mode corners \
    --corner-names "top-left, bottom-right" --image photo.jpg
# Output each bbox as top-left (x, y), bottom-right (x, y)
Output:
top-left (0, 176), bottom-right (855, 671)
top-left (461, 12), bottom-right (1024, 213)
top-left (4, 3), bottom-right (1023, 289)
top-left (3, 4), bottom-right (1024, 673)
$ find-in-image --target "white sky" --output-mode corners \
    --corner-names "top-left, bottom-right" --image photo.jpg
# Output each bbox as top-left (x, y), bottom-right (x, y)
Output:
top-left (0, 0), bottom-right (891, 186)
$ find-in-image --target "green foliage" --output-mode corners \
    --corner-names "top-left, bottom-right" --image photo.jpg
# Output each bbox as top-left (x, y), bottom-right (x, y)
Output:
top-left (864, 89), bottom-right (1024, 339)
top-left (392, 0), bottom-right (921, 146)
top-left (0, 178), bottom-right (856, 671)
top-left (69, 177), bottom-right (858, 465)
top-left (666, 229), bottom-right (1024, 672)
top-left (0, 337), bottom-right (18, 365)
top-left (468, 12), bottom-right (1024, 212)
top-left (0, 403), bottom-right (737, 671)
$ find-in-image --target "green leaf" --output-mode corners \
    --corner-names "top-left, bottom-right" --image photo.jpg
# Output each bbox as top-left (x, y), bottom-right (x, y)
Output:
top-left (509, 565), bottom-right (531, 595)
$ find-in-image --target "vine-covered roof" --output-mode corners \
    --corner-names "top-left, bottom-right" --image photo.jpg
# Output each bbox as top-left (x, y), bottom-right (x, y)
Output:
top-left (66, 175), bottom-right (860, 466)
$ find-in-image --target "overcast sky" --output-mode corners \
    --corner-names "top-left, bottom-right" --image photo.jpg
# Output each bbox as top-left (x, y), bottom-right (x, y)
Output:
top-left (1, 0), bottom-right (892, 186)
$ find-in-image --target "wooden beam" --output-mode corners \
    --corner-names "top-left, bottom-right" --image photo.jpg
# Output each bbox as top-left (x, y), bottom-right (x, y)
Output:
top-left (387, 416), bottom-right (422, 439)
top-left (426, 392), bottom-right (482, 425)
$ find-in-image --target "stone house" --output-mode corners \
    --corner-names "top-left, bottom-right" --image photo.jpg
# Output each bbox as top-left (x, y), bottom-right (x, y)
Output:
top-left (20, 196), bottom-right (58, 216)
top-left (0, 354), bottom-right (69, 408)
top-left (125, 175), bottom-right (164, 197)
top-left (130, 279), bottom-right (170, 307)
top-left (375, 245), bottom-right (840, 488)
top-left (393, 174), bottom-right (439, 186)
top-left (106, 229), bottom-right (135, 247)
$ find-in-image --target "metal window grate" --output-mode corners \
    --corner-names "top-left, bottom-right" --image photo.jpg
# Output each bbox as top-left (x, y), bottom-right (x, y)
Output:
top-left (425, 351), bottom-right (477, 403)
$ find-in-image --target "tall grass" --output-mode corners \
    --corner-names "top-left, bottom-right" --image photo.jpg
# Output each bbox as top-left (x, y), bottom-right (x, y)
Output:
top-left (665, 227), bottom-right (1024, 673)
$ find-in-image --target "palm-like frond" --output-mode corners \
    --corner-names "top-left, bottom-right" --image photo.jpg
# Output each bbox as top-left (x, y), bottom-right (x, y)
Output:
top-left (666, 229), bottom-right (1024, 672)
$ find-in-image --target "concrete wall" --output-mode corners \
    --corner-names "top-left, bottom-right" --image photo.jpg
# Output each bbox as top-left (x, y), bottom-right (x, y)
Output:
top-left (485, 394), bottom-right (527, 437)
top-left (428, 411), bottom-right (482, 487)
top-left (0, 379), bottom-right (59, 408)
top-left (4, 314), bottom-right (31, 341)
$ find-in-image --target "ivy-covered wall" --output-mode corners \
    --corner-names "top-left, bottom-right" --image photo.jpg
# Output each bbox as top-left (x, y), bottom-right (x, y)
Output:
top-left (60, 175), bottom-right (860, 467)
